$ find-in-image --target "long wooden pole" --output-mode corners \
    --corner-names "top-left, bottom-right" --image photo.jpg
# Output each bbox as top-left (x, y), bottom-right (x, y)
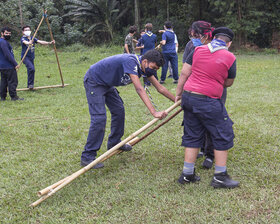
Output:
top-left (37, 108), bottom-right (182, 197)
top-left (17, 13), bottom-right (45, 71)
top-left (45, 15), bottom-right (64, 86)
top-left (30, 101), bottom-right (181, 207)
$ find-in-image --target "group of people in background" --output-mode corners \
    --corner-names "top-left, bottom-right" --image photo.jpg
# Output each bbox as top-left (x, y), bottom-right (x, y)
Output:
top-left (124, 21), bottom-right (179, 85)
top-left (0, 26), bottom-right (54, 101)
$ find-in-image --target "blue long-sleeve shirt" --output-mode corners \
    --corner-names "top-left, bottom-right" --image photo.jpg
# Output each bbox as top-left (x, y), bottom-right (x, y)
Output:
top-left (0, 38), bottom-right (18, 69)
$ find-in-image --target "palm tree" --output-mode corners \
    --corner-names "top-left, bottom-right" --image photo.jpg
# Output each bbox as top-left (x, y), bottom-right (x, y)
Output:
top-left (64, 0), bottom-right (130, 41)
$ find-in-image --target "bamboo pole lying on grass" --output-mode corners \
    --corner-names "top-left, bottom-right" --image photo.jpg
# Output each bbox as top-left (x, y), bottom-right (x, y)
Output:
top-left (31, 101), bottom-right (181, 207)
top-left (17, 84), bottom-right (69, 91)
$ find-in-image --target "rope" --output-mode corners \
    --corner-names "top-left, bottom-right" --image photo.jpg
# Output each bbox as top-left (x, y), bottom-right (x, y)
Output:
top-left (144, 85), bottom-right (158, 110)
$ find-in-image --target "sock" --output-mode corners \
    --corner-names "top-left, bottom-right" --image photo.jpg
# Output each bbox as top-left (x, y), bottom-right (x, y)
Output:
top-left (215, 165), bottom-right (226, 174)
top-left (183, 162), bottom-right (194, 175)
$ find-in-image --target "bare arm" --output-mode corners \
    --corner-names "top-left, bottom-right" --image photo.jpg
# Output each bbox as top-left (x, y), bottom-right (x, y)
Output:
top-left (175, 63), bottom-right (192, 102)
top-left (160, 40), bottom-right (166, 45)
top-left (124, 44), bottom-right (130, 54)
top-left (130, 74), bottom-right (168, 119)
top-left (37, 40), bottom-right (55, 45)
top-left (148, 76), bottom-right (175, 102)
top-left (224, 78), bottom-right (234, 87)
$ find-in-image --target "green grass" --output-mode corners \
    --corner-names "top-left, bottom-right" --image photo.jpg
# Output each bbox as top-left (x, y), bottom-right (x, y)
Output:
top-left (0, 45), bottom-right (279, 223)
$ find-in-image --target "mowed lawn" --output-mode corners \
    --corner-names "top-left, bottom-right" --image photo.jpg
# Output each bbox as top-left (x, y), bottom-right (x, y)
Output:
top-left (0, 45), bottom-right (279, 223)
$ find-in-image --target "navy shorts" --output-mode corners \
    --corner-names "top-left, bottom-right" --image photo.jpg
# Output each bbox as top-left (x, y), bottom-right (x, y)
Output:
top-left (181, 91), bottom-right (234, 151)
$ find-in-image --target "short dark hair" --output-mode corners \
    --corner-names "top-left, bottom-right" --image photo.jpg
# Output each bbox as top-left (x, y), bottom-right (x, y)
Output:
top-left (142, 49), bottom-right (165, 67)
top-left (22, 25), bottom-right (31, 31)
top-left (129, 26), bottom-right (137, 34)
top-left (145, 23), bottom-right (153, 31)
top-left (215, 35), bottom-right (231, 43)
top-left (164, 21), bottom-right (172, 29)
top-left (1, 27), bottom-right (11, 33)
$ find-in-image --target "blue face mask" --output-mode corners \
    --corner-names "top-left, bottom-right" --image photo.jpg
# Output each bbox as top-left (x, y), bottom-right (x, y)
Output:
top-left (145, 67), bottom-right (157, 77)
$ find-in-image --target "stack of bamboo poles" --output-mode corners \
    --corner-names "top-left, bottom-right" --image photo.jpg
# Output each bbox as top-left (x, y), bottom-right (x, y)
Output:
top-left (30, 101), bottom-right (182, 207)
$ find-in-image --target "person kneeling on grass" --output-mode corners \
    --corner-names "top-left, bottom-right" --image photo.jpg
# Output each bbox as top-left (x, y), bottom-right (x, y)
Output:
top-left (81, 49), bottom-right (175, 169)
top-left (175, 27), bottom-right (239, 188)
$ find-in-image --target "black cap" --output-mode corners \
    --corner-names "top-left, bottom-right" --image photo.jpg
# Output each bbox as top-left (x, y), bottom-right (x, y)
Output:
top-left (212, 27), bottom-right (234, 41)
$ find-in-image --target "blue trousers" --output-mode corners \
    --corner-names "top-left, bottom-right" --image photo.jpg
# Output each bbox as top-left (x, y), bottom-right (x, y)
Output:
top-left (81, 76), bottom-right (125, 162)
top-left (161, 53), bottom-right (178, 81)
top-left (23, 57), bottom-right (35, 87)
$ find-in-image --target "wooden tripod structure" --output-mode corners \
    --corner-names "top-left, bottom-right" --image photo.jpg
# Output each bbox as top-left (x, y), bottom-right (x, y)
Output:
top-left (17, 10), bottom-right (68, 91)
top-left (30, 101), bottom-right (182, 207)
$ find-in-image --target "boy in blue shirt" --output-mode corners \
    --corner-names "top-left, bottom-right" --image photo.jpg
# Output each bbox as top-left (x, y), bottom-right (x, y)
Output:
top-left (142, 23), bottom-right (157, 55)
top-left (81, 50), bottom-right (175, 169)
top-left (0, 27), bottom-right (23, 101)
top-left (21, 25), bottom-right (55, 89)
top-left (160, 21), bottom-right (178, 84)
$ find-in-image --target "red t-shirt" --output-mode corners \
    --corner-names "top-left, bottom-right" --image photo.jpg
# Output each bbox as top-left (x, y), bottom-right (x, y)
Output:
top-left (184, 45), bottom-right (236, 98)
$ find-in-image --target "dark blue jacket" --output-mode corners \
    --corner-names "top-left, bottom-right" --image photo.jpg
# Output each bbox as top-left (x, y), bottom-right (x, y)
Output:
top-left (0, 38), bottom-right (17, 69)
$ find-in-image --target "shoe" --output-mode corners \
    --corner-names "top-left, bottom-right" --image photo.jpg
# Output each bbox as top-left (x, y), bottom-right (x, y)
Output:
top-left (167, 75), bottom-right (173, 79)
top-left (202, 157), bottom-right (213, 169)
top-left (28, 85), bottom-right (34, 90)
top-left (197, 151), bottom-right (204, 159)
top-left (211, 171), bottom-right (239, 189)
top-left (0, 98), bottom-right (6, 101)
top-left (178, 171), bottom-right (200, 184)
top-left (173, 80), bottom-right (178, 84)
top-left (80, 159), bottom-right (104, 169)
top-left (159, 80), bottom-right (165, 84)
top-left (119, 144), bottom-right (132, 151)
top-left (144, 82), bottom-right (151, 86)
top-left (11, 96), bottom-right (24, 101)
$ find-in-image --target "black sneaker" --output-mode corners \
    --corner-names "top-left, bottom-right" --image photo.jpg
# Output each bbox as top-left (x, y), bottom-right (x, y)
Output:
top-left (159, 80), bottom-right (165, 84)
top-left (28, 85), bottom-right (34, 90)
top-left (178, 171), bottom-right (200, 184)
top-left (11, 96), bottom-right (24, 101)
top-left (80, 159), bottom-right (104, 169)
top-left (173, 80), bottom-right (178, 84)
top-left (211, 171), bottom-right (239, 189)
top-left (167, 75), bottom-right (173, 79)
top-left (202, 157), bottom-right (213, 169)
top-left (119, 144), bottom-right (132, 151)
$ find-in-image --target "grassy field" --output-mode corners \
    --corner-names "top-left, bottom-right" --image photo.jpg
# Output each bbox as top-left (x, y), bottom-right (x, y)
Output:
top-left (0, 44), bottom-right (279, 223)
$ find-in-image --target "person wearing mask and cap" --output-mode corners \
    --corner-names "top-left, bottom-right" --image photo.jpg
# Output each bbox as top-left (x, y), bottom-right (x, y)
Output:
top-left (21, 25), bottom-right (55, 90)
top-left (81, 49), bottom-right (175, 169)
top-left (0, 27), bottom-right (23, 101)
top-left (175, 27), bottom-right (239, 189)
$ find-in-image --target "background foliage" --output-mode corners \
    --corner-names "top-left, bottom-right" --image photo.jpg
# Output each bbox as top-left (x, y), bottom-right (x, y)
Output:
top-left (0, 0), bottom-right (280, 48)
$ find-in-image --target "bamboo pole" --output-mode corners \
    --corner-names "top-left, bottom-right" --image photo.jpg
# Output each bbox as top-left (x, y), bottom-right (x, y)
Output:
top-left (37, 136), bottom-right (140, 197)
top-left (45, 15), bottom-right (64, 86)
top-left (16, 84), bottom-right (69, 91)
top-left (37, 108), bottom-right (182, 197)
top-left (30, 101), bottom-right (181, 207)
top-left (17, 12), bottom-right (45, 71)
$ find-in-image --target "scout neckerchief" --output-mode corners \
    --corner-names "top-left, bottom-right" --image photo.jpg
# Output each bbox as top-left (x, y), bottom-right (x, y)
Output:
top-left (208, 39), bottom-right (228, 53)
top-left (146, 31), bottom-right (153, 37)
top-left (136, 55), bottom-right (144, 76)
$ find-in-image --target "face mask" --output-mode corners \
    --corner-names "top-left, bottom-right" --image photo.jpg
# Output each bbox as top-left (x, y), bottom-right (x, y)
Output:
top-left (145, 67), bottom-right (157, 77)
top-left (4, 35), bottom-right (11, 40)
top-left (24, 31), bottom-right (31, 36)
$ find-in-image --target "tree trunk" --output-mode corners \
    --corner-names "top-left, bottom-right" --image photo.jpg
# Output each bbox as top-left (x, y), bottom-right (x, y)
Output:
top-left (134, 0), bottom-right (140, 30)
top-left (18, 0), bottom-right (24, 27)
top-left (167, 0), bottom-right (169, 20)
top-left (236, 0), bottom-right (242, 47)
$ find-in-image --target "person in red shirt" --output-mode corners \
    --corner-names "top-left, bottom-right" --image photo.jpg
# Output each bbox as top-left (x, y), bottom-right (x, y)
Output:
top-left (175, 27), bottom-right (239, 188)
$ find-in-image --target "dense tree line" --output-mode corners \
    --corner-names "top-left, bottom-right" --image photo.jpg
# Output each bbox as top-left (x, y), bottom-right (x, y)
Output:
top-left (0, 0), bottom-right (279, 49)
